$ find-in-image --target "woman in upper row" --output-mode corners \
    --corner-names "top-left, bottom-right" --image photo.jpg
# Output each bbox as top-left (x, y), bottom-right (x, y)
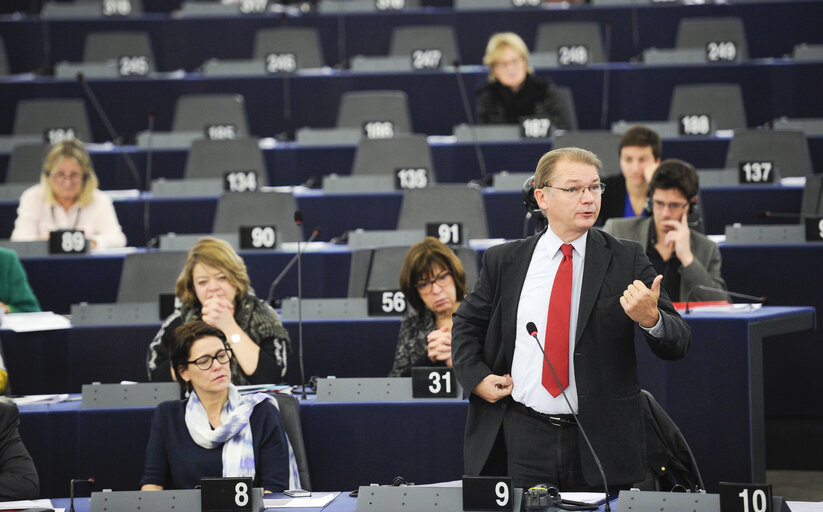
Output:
top-left (11, 139), bottom-right (126, 249)
top-left (476, 32), bottom-right (572, 130)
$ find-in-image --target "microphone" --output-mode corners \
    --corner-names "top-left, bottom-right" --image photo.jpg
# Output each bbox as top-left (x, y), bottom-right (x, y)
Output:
top-left (76, 73), bottom-right (142, 192)
top-left (69, 477), bottom-right (95, 512)
top-left (684, 285), bottom-right (766, 314)
top-left (525, 322), bottom-right (611, 512)
top-left (599, 22), bottom-right (613, 130)
top-left (143, 110), bottom-right (155, 247)
top-left (452, 59), bottom-right (489, 183)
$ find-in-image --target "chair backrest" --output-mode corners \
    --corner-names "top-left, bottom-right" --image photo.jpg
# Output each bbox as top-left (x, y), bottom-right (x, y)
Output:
top-left (183, 138), bottom-right (268, 186)
top-left (724, 129), bottom-right (812, 178)
top-left (554, 86), bottom-right (579, 131)
top-left (800, 175), bottom-right (823, 217)
top-left (347, 245), bottom-right (479, 297)
top-left (212, 192), bottom-right (303, 243)
top-left (397, 185), bottom-right (489, 239)
top-left (172, 94), bottom-right (250, 138)
top-left (5, 143), bottom-right (49, 184)
top-left (336, 90), bottom-right (413, 135)
top-left (253, 27), bottom-right (325, 70)
top-left (552, 131), bottom-right (621, 177)
top-left (793, 43), bottom-right (823, 62)
top-left (272, 393), bottom-right (312, 492)
top-left (675, 17), bottom-right (749, 62)
top-left (13, 99), bottom-right (93, 143)
top-left (83, 31), bottom-right (155, 73)
top-left (535, 22), bottom-right (605, 64)
top-left (351, 135), bottom-right (436, 183)
top-left (389, 25), bottom-right (461, 68)
top-left (117, 251), bottom-right (188, 303)
top-left (668, 83), bottom-right (746, 131)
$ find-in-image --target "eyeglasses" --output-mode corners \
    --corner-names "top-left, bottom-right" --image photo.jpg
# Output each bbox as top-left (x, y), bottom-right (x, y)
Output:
top-left (651, 200), bottom-right (689, 211)
top-left (416, 271), bottom-right (453, 294)
top-left (49, 171), bottom-right (85, 182)
top-left (543, 182), bottom-right (606, 197)
top-left (187, 348), bottom-right (233, 371)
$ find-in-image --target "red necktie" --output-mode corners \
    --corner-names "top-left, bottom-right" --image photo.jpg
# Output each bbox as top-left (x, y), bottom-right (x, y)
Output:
top-left (543, 243), bottom-right (573, 397)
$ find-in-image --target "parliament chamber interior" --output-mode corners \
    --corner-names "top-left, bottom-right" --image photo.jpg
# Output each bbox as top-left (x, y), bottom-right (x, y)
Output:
top-left (1, 0), bottom-right (822, 509)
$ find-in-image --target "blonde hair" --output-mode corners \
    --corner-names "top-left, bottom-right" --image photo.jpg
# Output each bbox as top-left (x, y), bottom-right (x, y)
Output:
top-left (483, 32), bottom-right (534, 80)
top-left (40, 139), bottom-right (99, 207)
top-left (534, 147), bottom-right (602, 188)
top-left (176, 237), bottom-right (251, 308)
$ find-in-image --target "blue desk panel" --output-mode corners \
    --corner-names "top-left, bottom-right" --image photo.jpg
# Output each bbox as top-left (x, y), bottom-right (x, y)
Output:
top-left (12, 306), bottom-right (816, 498)
top-left (2, 1), bottom-right (822, 73)
top-left (2, 62), bottom-right (823, 142)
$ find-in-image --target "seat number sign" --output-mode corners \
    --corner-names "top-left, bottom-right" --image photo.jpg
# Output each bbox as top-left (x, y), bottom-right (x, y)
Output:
top-left (427, 222), bottom-right (463, 245)
top-left (367, 290), bottom-right (406, 316)
top-left (678, 114), bottom-right (711, 136)
top-left (463, 476), bottom-right (513, 511)
top-left (49, 230), bottom-right (87, 254)
top-left (719, 482), bottom-right (773, 512)
top-left (240, 225), bottom-right (277, 250)
top-left (200, 477), bottom-right (254, 512)
top-left (738, 161), bottom-right (774, 184)
top-left (412, 368), bottom-right (458, 398)
top-left (223, 171), bottom-right (258, 192)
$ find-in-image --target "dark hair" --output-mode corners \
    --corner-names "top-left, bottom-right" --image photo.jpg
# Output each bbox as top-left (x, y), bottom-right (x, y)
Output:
top-left (169, 321), bottom-right (227, 395)
top-left (618, 125), bottom-right (662, 161)
top-left (648, 159), bottom-right (700, 205)
top-left (399, 237), bottom-right (467, 317)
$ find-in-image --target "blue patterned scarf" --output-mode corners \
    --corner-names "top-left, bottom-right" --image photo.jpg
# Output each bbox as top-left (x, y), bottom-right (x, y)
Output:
top-left (185, 385), bottom-right (300, 489)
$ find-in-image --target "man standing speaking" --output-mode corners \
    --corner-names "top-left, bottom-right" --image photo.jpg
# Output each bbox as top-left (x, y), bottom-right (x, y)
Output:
top-left (452, 147), bottom-right (690, 491)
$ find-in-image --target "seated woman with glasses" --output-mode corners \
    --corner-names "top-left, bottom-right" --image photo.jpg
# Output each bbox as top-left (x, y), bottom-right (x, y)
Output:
top-left (140, 321), bottom-right (289, 492)
top-left (11, 139), bottom-right (126, 249)
top-left (476, 32), bottom-right (571, 130)
top-left (147, 237), bottom-right (290, 386)
top-left (389, 237), bottom-right (468, 377)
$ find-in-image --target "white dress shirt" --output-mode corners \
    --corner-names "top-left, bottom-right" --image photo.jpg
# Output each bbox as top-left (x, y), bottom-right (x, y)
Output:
top-left (11, 184), bottom-right (127, 249)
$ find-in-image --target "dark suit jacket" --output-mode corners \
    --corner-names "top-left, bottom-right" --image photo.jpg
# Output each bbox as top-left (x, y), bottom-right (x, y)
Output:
top-left (0, 402), bottom-right (39, 500)
top-left (452, 227), bottom-right (690, 487)
top-left (602, 216), bottom-right (727, 302)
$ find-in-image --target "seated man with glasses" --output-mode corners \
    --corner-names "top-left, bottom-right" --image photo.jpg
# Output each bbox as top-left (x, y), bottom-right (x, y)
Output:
top-left (389, 237), bottom-right (468, 377)
top-left (602, 159), bottom-right (726, 302)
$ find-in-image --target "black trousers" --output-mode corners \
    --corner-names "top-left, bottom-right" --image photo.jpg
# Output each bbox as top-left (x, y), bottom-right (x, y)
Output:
top-left (503, 402), bottom-right (601, 492)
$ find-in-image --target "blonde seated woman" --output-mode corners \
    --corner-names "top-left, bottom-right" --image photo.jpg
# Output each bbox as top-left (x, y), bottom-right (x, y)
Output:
top-left (476, 32), bottom-right (571, 129)
top-left (11, 139), bottom-right (126, 249)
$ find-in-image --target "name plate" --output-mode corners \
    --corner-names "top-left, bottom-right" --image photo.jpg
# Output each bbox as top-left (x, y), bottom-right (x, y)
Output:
top-left (804, 217), bottom-right (823, 242)
top-left (367, 290), bottom-right (406, 316)
top-left (49, 229), bottom-right (88, 254)
top-left (411, 49), bottom-right (443, 70)
top-left (363, 121), bottom-right (395, 139)
top-left (45, 127), bottom-right (76, 144)
top-left (558, 45), bottom-right (589, 66)
top-left (206, 124), bottom-right (238, 141)
top-left (201, 477), bottom-right (255, 512)
top-left (395, 167), bottom-right (429, 189)
top-left (706, 41), bottom-right (738, 62)
top-left (118, 55), bottom-right (150, 76)
top-left (239, 225), bottom-right (277, 250)
top-left (375, 0), bottom-right (405, 10)
top-left (462, 476), bottom-right (514, 511)
top-left (426, 221), bottom-right (463, 245)
top-left (224, 170), bottom-right (259, 192)
top-left (719, 482), bottom-right (773, 512)
top-left (520, 116), bottom-right (552, 139)
top-left (411, 367), bottom-right (458, 398)
top-left (738, 161), bottom-right (775, 184)
top-left (238, 0), bottom-right (268, 13)
top-left (678, 114), bottom-right (711, 136)
top-left (265, 52), bottom-right (297, 73)
top-left (102, 0), bottom-right (133, 16)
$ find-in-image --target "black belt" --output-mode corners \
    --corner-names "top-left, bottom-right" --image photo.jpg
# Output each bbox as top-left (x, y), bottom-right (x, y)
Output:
top-left (512, 401), bottom-right (577, 427)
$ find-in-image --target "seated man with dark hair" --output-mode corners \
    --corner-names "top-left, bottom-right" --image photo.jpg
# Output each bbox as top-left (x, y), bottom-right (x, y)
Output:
top-left (602, 159), bottom-right (726, 302)
top-left (0, 402), bottom-right (40, 500)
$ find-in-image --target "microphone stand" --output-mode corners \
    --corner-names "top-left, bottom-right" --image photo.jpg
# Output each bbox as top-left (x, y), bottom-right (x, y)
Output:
top-left (684, 285), bottom-right (766, 314)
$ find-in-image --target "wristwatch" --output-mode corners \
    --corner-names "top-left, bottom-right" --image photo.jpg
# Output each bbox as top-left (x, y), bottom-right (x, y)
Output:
top-left (230, 333), bottom-right (242, 344)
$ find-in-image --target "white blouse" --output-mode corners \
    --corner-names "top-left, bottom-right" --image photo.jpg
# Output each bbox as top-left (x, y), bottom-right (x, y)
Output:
top-left (10, 184), bottom-right (127, 249)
